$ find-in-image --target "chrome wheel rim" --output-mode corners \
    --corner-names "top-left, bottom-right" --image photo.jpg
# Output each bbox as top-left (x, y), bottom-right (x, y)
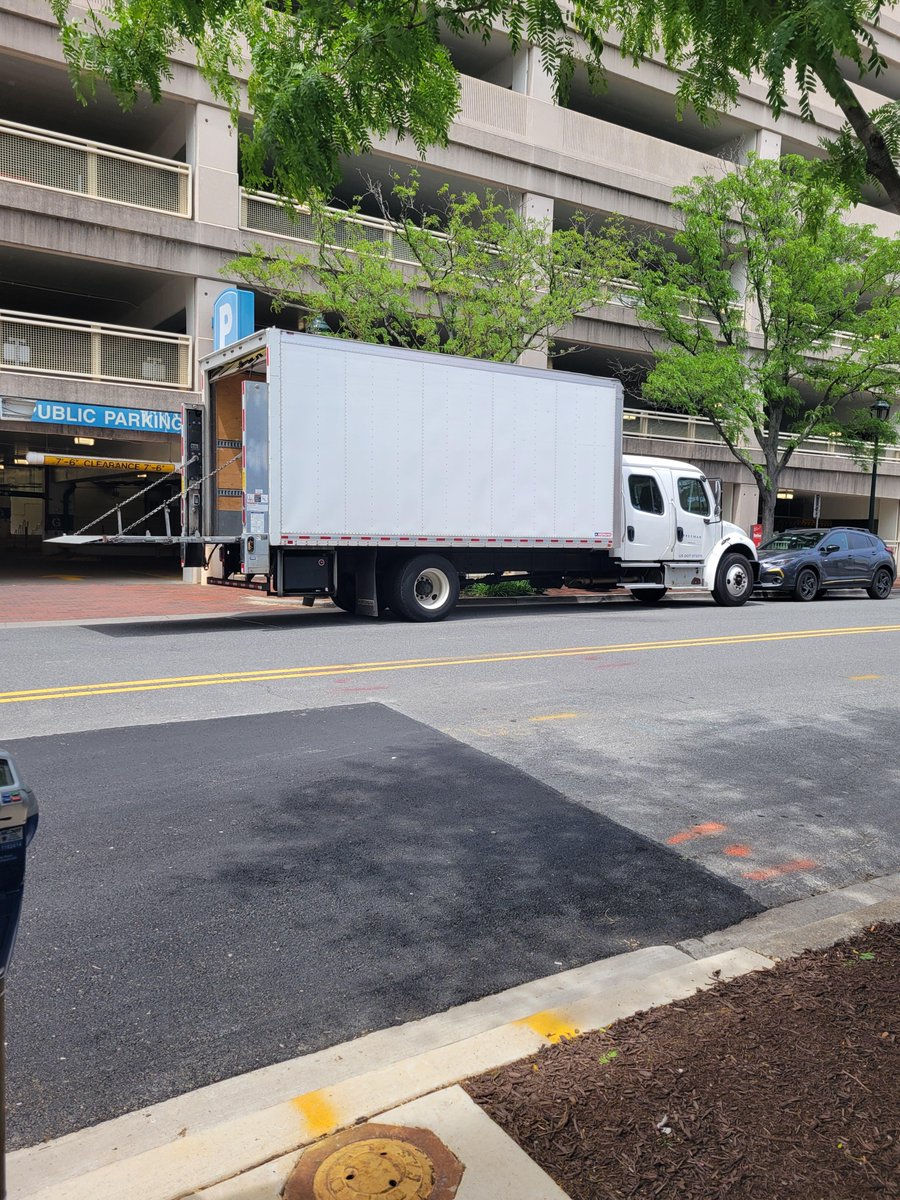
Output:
top-left (725, 562), bottom-right (748, 598)
top-left (414, 568), bottom-right (451, 610)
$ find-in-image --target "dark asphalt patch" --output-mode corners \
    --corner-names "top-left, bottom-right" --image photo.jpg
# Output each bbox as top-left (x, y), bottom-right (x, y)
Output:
top-left (4, 705), bottom-right (760, 1147)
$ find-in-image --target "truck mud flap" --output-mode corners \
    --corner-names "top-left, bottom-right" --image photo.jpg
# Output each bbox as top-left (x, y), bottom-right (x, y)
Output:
top-left (355, 550), bottom-right (379, 618)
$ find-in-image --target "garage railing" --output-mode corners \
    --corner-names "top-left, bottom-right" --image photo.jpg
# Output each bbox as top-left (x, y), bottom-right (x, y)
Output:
top-left (0, 311), bottom-right (193, 389)
top-left (0, 119), bottom-right (192, 217)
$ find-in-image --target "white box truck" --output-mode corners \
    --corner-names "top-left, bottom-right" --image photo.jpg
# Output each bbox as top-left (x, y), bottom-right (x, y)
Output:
top-left (59, 330), bottom-right (759, 619)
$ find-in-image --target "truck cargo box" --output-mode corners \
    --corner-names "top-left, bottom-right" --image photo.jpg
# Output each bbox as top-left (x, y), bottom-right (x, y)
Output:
top-left (205, 331), bottom-right (623, 551)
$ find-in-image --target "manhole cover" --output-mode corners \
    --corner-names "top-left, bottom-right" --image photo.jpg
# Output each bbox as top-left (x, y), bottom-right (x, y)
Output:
top-left (284, 1123), bottom-right (464, 1200)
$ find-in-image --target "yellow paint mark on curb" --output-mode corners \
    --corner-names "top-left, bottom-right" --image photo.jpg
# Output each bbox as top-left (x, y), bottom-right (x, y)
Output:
top-left (292, 1091), bottom-right (340, 1139)
top-left (849, 675), bottom-right (882, 681)
top-left (529, 712), bottom-right (580, 722)
top-left (515, 1010), bottom-right (580, 1044)
top-left (2, 623), bottom-right (900, 705)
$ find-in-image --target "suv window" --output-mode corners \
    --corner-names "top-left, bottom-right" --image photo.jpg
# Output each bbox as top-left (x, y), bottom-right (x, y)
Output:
top-left (628, 474), bottom-right (664, 515)
top-left (824, 530), bottom-right (849, 551)
top-left (848, 531), bottom-right (872, 551)
top-left (677, 477), bottom-right (710, 516)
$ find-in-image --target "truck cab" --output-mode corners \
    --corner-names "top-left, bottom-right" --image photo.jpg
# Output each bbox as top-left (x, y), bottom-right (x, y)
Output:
top-left (620, 454), bottom-right (756, 605)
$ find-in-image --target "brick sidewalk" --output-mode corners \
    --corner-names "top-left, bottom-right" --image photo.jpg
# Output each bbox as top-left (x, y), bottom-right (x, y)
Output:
top-left (0, 574), bottom-right (302, 624)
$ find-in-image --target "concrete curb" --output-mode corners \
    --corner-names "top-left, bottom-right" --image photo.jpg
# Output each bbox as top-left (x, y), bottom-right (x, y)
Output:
top-left (10, 878), bottom-right (899, 1200)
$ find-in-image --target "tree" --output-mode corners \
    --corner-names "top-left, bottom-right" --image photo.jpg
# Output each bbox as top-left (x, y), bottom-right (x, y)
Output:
top-left (48, 0), bottom-right (900, 210)
top-left (228, 172), bottom-right (625, 363)
top-left (629, 154), bottom-right (900, 539)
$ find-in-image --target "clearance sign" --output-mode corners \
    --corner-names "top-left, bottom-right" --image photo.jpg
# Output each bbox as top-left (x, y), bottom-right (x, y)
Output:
top-left (25, 452), bottom-right (176, 473)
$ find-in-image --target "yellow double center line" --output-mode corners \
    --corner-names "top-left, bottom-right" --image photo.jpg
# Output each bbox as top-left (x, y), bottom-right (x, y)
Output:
top-left (2, 623), bottom-right (898, 706)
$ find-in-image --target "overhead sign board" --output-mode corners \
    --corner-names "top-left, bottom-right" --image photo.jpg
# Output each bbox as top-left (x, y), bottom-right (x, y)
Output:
top-left (213, 288), bottom-right (254, 351)
top-left (0, 397), bottom-right (182, 434)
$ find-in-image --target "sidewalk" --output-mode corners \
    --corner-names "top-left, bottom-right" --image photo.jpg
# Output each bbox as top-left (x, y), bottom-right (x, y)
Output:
top-left (0, 562), bottom-right (307, 625)
top-left (0, 565), bottom-right (613, 627)
top-left (10, 874), bottom-right (898, 1200)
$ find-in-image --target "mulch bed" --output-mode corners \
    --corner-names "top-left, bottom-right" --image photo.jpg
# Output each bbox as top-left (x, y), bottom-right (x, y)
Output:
top-left (464, 923), bottom-right (899, 1199)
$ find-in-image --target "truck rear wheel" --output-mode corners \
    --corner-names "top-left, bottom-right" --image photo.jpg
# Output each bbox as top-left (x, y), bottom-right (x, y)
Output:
top-left (712, 552), bottom-right (753, 606)
top-left (388, 555), bottom-right (460, 622)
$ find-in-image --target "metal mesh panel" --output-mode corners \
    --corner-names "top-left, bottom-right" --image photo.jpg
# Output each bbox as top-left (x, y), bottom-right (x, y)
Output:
top-left (242, 194), bottom-right (422, 265)
top-left (643, 414), bottom-right (696, 441)
top-left (460, 77), bottom-right (529, 135)
top-left (0, 123), bottom-right (190, 215)
top-left (0, 314), bottom-right (191, 387)
top-left (0, 129), bottom-right (87, 192)
top-left (1, 318), bottom-right (92, 377)
top-left (100, 332), bottom-right (187, 386)
top-left (96, 153), bottom-right (184, 213)
top-left (243, 195), bottom-right (316, 239)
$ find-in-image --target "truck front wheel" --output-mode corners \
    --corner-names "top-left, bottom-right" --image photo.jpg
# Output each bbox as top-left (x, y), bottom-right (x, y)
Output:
top-left (388, 555), bottom-right (460, 622)
top-left (712, 553), bottom-right (754, 607)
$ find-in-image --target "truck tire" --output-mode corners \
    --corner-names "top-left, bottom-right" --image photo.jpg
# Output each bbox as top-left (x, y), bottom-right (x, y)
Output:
top-left (630, 587), bottom-right (668, 604)
top-left (388, 554), bottom-right (460, 622)
top-left (712, 553), bottom-right (753, 607)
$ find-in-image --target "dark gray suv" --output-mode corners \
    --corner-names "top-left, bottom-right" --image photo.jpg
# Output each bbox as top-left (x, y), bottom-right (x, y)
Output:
top-left (756, 528), bottom-right (896, 601)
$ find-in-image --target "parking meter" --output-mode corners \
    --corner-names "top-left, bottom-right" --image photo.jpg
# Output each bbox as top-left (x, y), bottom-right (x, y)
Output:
top-left (0, 751), bottom-right (38, 1199)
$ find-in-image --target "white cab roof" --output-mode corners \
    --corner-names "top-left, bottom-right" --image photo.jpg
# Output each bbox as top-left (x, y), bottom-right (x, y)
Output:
top-left (623, 453), bottom-right (705, 475)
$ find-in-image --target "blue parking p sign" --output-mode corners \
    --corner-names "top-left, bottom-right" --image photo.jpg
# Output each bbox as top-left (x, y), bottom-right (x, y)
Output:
top-left (212, 288), bottom-right (254, 351)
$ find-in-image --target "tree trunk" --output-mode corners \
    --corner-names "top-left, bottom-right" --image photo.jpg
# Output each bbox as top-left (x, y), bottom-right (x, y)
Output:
top-left (759, 485), bottom-right (778, 543)
top-left (814, 57), bottom-right (900, 213)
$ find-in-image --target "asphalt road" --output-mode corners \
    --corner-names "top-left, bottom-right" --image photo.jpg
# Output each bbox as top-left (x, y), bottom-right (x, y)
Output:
top-left (2, 592), bottom-right (898, 1146)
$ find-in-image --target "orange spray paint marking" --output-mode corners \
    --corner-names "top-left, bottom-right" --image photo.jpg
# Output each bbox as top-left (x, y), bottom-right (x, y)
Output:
top-left (724, 844), bottom-right (751, 858)
top-left (292, 1090), bottom-right (340, 1138)
top-left (667, 822), bottom-right (727, 845)
top-left (742, 859), bottom-right (818, 882)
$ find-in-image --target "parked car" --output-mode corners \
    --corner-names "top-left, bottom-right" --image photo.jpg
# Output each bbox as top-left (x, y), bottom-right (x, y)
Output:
top-left (756, 528), bottom-right (896, 601)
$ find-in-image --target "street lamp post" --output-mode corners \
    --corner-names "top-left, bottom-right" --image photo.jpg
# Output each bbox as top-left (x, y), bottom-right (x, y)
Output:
top-left (867, 398), bottom-right (892, 534)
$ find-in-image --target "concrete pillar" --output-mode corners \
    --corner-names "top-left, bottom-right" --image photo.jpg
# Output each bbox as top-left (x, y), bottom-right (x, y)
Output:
top-left (730, 482), bottom-right (760, 534)
top-left (188, 278), bottom-right (230, 374)
top-left (749, 129), bottom-right (782, 161)
top-left (517, 192), bottom-right (554, 370)
top-left (736, 128), bottom-right (781, 336)
top-left (187, 103), bottom-right (240, 228)
top-left (510, 44), bottom-right (556, 103)
top-left (878, 496), bottom-right (900, 544)
top-left (520, 192), bottom-right (553, 229)
top-left (183, 275), bottom-right (232, 586)
top-left (718, 128), bottom-right (782, 164)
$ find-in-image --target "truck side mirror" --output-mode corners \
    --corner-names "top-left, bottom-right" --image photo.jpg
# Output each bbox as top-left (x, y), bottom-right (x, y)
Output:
top-left (708, 478), bottom-right (722, 522)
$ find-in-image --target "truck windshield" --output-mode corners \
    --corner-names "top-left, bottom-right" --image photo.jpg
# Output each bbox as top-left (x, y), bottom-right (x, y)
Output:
top-left (759, 531), bottom-right (824, 553)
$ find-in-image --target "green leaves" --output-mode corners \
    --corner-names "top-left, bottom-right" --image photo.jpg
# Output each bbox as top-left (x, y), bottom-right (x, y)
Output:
top-left (49, 0), bottom-right (900, 207)
top-left (229, 171), bottom-right (624, 363)
top-left (628, 154), bottom-right (900, 533)
top-left (49, 0), bottom-right (589, 202)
